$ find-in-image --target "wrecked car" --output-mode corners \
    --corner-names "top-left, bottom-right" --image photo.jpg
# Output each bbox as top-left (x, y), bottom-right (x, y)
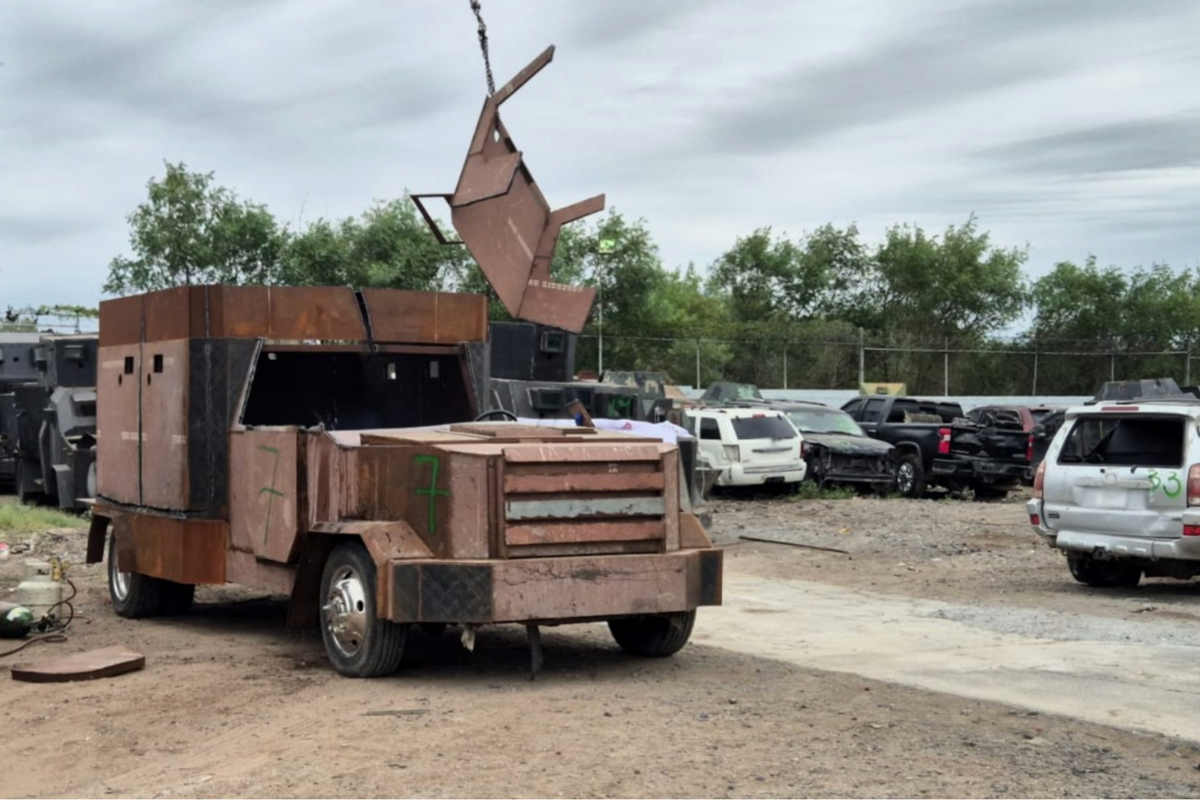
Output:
top-left (1029, 397), bottom-right (1200, 588)
top-left (772, 402), bottom-right (895, 493)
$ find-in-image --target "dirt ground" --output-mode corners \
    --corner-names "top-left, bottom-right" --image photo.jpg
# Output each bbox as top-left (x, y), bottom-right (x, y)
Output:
top-left (4, 497), bottom-right (1200, 799)
top-left (707, 488), bottom-right (1200, 625)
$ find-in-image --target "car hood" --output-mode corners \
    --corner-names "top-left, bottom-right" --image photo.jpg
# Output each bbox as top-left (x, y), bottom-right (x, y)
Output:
top-left (804, 433), bottom-right (894, 455)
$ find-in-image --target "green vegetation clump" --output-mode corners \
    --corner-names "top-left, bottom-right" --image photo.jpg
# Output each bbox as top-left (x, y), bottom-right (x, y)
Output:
top-left (0, 504), bottom-right (87, 539)
top-left (790, 483), bottom-right (858, 501)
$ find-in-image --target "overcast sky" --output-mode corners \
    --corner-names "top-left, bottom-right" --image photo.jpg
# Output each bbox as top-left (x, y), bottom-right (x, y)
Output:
top-left (1, 0), bottom-right (1198, 314)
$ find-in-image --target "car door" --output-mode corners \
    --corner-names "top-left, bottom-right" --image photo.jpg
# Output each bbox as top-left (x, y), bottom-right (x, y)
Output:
top-left (1042, 410), bottom-right (1191, 540)
top-left (856, 398), bottom-right (889, 437)
top-left (695, 416), bottom-right (728, 467)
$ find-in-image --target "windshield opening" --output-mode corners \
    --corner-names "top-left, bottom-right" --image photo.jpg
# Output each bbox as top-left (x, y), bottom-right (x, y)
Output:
top-left (785, 408), bottom-right (865, 436)
top-left (1057, 415), bottom-right (1185, 468)
top-left (731, 415), bottom-right (796, 441)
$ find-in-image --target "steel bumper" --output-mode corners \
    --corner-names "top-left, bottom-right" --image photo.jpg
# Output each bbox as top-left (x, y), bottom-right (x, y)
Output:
top-left (387, 549), bottom-right (724, 624)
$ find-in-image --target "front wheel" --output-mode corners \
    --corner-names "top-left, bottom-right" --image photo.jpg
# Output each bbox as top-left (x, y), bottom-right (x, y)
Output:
top-left (608, 610), bottom-right (696, 657)
top-left (320, 541), bottom-right (407, 678)
top-left (1066, 554), bottom-right (1142, 588)
top-left (895, 453), bottom-right (926, 498)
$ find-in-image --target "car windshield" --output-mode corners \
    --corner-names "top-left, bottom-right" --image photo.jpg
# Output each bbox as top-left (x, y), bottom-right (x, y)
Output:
top-left (730, 415), bottom-right (796, 440)
top-left (785, 408), bottom-right (865, 436)
top-left (1030, 408), bottom-right (1055, 424)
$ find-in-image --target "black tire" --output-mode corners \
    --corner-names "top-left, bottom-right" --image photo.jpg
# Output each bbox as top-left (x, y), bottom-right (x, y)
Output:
top-left (895, 453), bottom-right (927, 498)
top-left (419, 622), bottom-right (449, 638)
top-left (1067, 554), bottom-right (1142, 588)
top-left (160, 581), bottom-right (196, 616)
top-left (107, 532), bottom-right (165, 618)
top-left (608, 610), bottom-right (697, 657)
top-left (319, 541), bottom-right (407, 678)
top-left (972, 484), bottom-right (1009, 501)
top-left (804, 459), bottom-right (829, 491)
top-left (16, 460), bottom-right (45, 506)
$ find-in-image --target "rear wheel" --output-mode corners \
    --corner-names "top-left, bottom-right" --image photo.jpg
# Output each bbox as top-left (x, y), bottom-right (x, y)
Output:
top-left (895, 453), bottom-right (926, 498)
top-left (15, 460), bottom-right (45, 506)
top-left (108, 532), bottom-right (164, 618)
top-left (160, 581), bottom-right (196, 615)
top-left (1067, 554), bottom-right (1142, 588)
top-left (972, 484), bottom-right (1009, 501)
top-left (608, 610), bottom-right (696, 657)
top-left (320, 541), bottom-right (407, 678)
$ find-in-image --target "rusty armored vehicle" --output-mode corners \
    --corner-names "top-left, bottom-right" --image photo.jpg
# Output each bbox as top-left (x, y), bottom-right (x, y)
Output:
top-left (83, 46), bottom-right (723, 678)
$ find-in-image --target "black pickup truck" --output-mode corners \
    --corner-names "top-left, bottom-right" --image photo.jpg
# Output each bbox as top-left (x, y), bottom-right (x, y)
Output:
top-left (841, 395), bottom-right (1031, 498)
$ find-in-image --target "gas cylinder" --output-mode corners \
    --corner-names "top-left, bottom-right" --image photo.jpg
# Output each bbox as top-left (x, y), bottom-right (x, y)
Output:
top-left (0, 601), bottom-right (34, 638)
top-left (17, 559), bottom-right (62, 622)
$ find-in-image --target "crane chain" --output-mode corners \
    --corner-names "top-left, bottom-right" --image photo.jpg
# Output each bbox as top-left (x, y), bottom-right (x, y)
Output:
top-left (468, 0), bottom-right (496, 96)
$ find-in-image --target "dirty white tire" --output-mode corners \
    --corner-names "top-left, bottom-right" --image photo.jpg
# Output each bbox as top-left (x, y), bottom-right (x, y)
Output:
top-left (320, 541), bottom-right (407, 678)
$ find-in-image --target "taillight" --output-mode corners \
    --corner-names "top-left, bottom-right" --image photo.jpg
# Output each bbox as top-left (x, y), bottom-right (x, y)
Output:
top-left (1184, 524), bottom-right (1200, 537)
top-left (937, 427), bottom-right (951, 455)
top-left (800, 440), bottom-right (807, 457)
top-left (1029, 513), bottom-right (1041, 526)
top-left (1033, 460), bottom-right (1046, 499)
top-left (1026, 434), bottom-right (1033, 462)
top-left (1188, 464), bottom-right (1200, 506)
top-left (722, 444), bottom-right (740, 463)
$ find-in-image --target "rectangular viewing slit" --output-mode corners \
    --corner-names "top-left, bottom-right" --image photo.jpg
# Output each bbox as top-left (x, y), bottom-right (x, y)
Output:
top-left (153, 354), bottom-right (163, 373)
top-left (505, 497), bottom-right (666, 521)
top-left (123, 356), bottom-right (134, 374)
top-left (505, 520), bottom-right (665, 546)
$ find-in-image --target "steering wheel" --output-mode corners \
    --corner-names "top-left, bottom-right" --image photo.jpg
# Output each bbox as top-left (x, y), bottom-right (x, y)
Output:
top-left (474, 408), bottom-right (518, 422)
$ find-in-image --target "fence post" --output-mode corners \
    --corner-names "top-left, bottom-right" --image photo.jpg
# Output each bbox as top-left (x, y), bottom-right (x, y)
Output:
top-left (858, 328), bottom-right (865, 389)
top-left (1188, 344), bottom-right (1193, 387)
top-left (695, 339), bottom-right (701, 389)
top-left (943, 337), bottom-right (950, 397)
top-left (1032, 350), bottom-right (1039, 396)
top-left (783, 343), bottom-right (788, 390)
top-left (1110, 352), bottom-right (1116, 382)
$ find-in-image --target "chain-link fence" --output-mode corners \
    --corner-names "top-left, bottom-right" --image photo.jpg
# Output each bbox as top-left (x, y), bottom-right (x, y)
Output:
top-left (575, 333), bottom-right (1197, 396)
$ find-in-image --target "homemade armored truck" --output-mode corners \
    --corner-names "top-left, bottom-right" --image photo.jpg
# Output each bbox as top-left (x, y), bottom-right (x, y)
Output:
top-left (85, 286), bottom-right (721, 677)
top-left (0, 333), bottom-right (98, 509)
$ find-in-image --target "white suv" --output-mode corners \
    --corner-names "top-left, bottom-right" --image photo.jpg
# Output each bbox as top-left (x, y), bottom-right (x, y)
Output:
top-left (683, 407), bottom-right (806, 488)
top-left (1027, 398), bottom-right (1200, 587)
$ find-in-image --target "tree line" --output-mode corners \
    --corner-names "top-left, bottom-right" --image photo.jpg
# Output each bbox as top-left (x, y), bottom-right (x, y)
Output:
top-left (96, 161), bottom-right (1200, 395)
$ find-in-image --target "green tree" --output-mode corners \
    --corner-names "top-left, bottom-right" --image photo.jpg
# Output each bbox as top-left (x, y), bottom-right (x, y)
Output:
top-left (105, 161), bottom-right (286, 294)
top-left (867, 216), bottom-right (1029, 341)
top-left (281, 197), bottom-right (468, 291)
top-left (1030, 258), bottom-right (1200, 393)
top-left (708, 227), bottom-right (832, 323)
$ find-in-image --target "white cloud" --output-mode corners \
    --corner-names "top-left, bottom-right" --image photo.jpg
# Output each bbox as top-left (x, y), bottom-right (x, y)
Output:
top-left (0, 0), bottom-right (1197, 310)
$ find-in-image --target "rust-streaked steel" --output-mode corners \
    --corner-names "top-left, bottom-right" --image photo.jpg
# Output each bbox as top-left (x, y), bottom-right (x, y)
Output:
top-left (95, 344), bottom-right (141, 505)
top-left (361, 289), bottom-right (488, 344)
top-left (105, 509), bottom-right (227, 585)
top-left (414, 46), bottom-right (603, 333)
top-left (139, 339), bottom-right (189, 509)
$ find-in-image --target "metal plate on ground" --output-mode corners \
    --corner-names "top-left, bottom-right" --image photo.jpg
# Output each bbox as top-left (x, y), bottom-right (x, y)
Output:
top-left (11, 645), bottom-right (146, 683)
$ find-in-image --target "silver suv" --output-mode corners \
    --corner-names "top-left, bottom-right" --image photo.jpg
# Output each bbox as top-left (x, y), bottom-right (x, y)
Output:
top-left (1027, 398), bottom-right (1200, 587)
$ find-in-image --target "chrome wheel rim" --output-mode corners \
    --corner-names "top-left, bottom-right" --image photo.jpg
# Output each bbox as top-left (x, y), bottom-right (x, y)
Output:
top-left (897, 463), bottom-right (915, 494)
top-left (110, 538), bottom-right (130, 601)
top-left (324, 566), bottom-right (369, 657)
